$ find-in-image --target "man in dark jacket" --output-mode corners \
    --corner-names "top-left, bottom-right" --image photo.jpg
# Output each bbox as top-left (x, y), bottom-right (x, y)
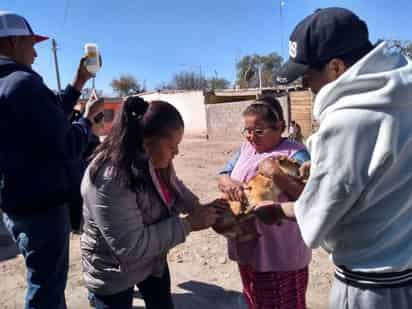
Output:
top-left (0, 11), bottom-right (103, 308)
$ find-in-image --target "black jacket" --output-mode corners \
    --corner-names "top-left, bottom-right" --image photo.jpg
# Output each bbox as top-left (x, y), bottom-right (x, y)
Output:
top-left (0, 56), bottom-right (91, 215)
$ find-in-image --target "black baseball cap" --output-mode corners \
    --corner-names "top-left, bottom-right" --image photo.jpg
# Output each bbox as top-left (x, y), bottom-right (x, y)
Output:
top-left (275, 7), bottom-right (373, 84)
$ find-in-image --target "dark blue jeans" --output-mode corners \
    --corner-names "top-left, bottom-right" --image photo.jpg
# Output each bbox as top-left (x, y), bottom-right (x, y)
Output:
top-left (3, 205), bottom-right (70, 309)
top-left (94, 266), bottom-right (174, 309)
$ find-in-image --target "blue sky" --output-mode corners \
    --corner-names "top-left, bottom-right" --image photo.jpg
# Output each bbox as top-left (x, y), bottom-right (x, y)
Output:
top-left (4, 0), bottom-right (412, 95)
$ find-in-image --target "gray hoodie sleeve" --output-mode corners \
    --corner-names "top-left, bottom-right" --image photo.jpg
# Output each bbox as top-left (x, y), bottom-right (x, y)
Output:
top-left (294, 111), bottom-right (376, 249)
top-left (86, 173), bottom-right (190, 264)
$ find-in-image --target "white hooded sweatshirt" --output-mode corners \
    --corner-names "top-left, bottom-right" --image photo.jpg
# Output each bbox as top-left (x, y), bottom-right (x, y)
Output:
top-left (295, 42), bottom-right (412, 273)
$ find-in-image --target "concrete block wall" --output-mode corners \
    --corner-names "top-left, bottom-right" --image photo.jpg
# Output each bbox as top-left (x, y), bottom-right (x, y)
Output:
top-left (206, 96), bottom-right (289, 140)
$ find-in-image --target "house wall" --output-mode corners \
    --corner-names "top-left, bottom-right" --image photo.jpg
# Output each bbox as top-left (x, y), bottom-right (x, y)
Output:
top-left (139, 91), bottom-right (207, 137)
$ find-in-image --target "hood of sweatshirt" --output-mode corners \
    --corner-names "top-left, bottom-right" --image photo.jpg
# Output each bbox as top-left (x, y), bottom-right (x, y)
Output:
top-left (313, 42), bottom-right (412, 122)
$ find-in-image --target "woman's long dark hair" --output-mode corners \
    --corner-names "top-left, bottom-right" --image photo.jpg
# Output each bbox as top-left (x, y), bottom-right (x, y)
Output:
top-left (89, 97), bottom-right (184, 189)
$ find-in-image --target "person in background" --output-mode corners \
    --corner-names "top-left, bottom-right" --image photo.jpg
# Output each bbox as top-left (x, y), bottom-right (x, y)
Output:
top-left (218, 96), bottom-right (311, 309)
top-left (257, 7), bottom-right (412, 308)
top-left (69, 90), bottom-right (105, 233)
top-left (81, 96), bottom-right (225, 309)
top-left (0, 11), bottom-right (103, 309)
top-left (288, 120), bottom-right (304, 144)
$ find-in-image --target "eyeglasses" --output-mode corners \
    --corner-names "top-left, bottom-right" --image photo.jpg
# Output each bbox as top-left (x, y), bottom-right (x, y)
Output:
top-left (241, 127), bottom-right (275, 137)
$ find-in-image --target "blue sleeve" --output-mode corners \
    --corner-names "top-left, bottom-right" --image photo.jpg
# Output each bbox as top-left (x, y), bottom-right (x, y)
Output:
top-left (219, 150), bottom-right (240, 175)
top-left (292, 149), bottom-right (310, 165)
top-left (57, 84), bottom-right (82, 116)
top-left (14, 76), bottom-right (91, 159)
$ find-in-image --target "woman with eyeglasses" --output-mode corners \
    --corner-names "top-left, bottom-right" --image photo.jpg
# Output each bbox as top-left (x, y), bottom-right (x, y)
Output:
top-left (217, 96), bottom-right (311, 309)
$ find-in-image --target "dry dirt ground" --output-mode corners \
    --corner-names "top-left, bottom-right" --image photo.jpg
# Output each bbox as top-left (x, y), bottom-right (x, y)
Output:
top-left (0, 138), bottom-right (333, 309)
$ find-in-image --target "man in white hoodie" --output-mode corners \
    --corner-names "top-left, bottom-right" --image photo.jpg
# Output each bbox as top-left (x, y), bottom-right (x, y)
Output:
top-left (255, 7), bottom-right (412, 309)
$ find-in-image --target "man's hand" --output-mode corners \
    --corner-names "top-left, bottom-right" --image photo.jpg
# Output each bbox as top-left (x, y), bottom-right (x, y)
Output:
top-left (72, 56), bottom-right (101, 92)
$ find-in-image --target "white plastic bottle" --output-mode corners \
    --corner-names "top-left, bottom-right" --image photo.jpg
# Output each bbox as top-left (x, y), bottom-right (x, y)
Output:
top-left (84, 43), bottom-right (101, 75)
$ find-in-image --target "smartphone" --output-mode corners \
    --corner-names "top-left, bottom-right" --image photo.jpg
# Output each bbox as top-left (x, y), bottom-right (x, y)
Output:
top-left (94, 112), bottom-right (104, 123)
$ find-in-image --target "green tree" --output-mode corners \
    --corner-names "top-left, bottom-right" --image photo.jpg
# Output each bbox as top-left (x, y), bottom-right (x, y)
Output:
top-left (110, 74), bottom-right (143, 97)
top-left (236, 52), bottom-right (283, 88)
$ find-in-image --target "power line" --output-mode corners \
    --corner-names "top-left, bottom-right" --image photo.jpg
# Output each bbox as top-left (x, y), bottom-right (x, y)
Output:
top-left (62, 0), bottom-right (70, 32)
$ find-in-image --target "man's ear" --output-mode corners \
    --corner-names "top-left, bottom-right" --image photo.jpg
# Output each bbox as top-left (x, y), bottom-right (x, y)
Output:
top-left (327, 58), bottom-right (347, 80)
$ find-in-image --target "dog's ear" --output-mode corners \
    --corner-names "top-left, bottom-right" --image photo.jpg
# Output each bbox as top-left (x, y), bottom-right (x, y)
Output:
top-left (278, 157), bottom-right (301, 178)
top-left (257, 157), bottom-right (278, 178)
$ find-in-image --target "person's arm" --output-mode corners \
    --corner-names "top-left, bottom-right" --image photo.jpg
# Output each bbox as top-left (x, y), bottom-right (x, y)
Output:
top-left (217, 150), bottom-right (246, 201)
top-left (291, 113), bottom-right (380, 249)
top-left (218, 150), bottom-right (240, 176)
top-left (13, 76), bottom-right (94, 159)
top-left (87, 175), bottom-right (191, 265)
top-left (58, 57), bottom-right (94, 115)
top-left (172, 174), bottom-right (201, 214)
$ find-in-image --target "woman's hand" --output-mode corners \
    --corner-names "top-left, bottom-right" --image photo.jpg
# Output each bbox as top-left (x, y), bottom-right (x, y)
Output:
top-left (218, 175), bottom-right (246, 202)
top-left (187, 199), bottom-right (228, 231)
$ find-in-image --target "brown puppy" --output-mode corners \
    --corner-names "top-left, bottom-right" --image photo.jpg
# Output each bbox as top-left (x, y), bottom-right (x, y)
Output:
top-left (213, 156), bottom-right (303, 241)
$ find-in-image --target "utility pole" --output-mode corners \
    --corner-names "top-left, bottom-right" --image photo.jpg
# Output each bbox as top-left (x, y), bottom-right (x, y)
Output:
top-left (51, 39), bottom-right (62, 92)
top-left (280, 1), bottom-right (286, 59)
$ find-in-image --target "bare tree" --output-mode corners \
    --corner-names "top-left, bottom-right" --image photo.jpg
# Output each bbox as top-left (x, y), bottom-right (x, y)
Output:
top-left (208, 77), bottom-right (231, 90)
top-left (170, 71), bottom-right (208, 90)
top-left (110, 74), bottom-right (143, 97)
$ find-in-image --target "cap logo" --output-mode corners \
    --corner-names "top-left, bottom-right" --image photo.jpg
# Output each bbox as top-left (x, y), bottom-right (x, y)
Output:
top-left (289, 41), bottom-right (297, 58)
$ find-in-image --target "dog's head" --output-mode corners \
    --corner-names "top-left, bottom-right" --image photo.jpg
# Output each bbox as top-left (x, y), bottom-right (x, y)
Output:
top-left (243, 174), bottom-right (281, 208)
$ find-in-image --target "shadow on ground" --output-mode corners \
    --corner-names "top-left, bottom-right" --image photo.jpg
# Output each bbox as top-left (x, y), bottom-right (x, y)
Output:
top-left (132, 280), bottom-right (246, 309)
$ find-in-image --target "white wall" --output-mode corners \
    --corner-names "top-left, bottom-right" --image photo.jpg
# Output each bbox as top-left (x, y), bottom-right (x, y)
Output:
top-left (139, 91), bottom-right (207, 137)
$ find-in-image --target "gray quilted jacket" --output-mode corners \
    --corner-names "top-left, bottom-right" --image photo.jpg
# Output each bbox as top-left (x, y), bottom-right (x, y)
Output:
top-left (80, 159), bottom-right (198, 295)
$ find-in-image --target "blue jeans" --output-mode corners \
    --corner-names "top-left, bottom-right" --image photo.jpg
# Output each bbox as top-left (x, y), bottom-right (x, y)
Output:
top-left (94, 265), bottom-right (174, 309)
top-left (3, 205), bottom-right (70, 309)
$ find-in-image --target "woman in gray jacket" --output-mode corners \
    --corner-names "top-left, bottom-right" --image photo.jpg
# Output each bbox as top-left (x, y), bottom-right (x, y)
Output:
top-left (80, 97), bottom-right (223, 309)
